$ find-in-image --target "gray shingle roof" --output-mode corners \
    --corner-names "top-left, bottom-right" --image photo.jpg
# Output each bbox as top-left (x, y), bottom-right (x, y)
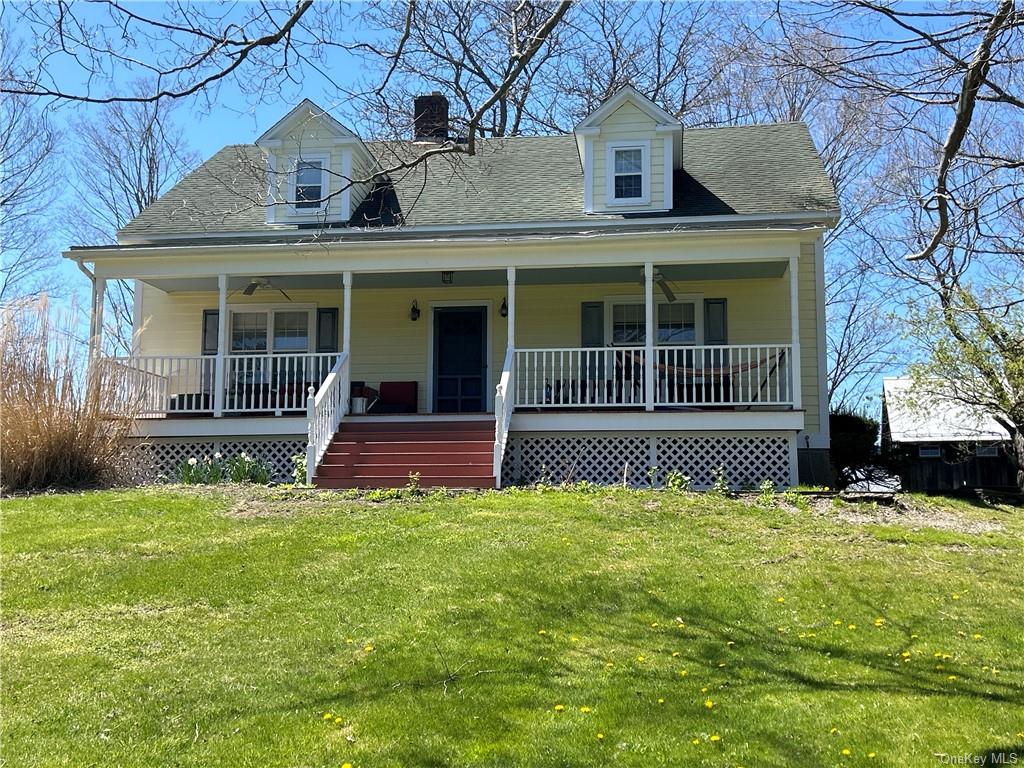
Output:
top-left (117, 122), bottom-right (838, 242)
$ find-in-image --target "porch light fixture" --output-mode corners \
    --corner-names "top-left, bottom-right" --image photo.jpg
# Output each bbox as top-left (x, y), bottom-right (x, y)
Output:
top-left (410, 300), bottom-right (421, 321)
top-left (500, 297), bottom-right (508, 318)
top-left (441, 271), bottom-right (454, 284)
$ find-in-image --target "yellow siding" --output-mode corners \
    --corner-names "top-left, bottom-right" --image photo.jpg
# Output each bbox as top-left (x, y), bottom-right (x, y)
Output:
top-left (798, 242), bottom-right (821, 435)
top-left (591, 102), bottom-right (667, 212)
top-left (138, 270), bottom-right (821, 416)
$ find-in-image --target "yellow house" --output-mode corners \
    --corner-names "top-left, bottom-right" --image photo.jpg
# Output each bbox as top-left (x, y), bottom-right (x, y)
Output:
top-left (69, 88), bottom-right (839, 489)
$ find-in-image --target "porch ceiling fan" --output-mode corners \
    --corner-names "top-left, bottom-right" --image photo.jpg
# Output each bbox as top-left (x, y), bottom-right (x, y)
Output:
top-left (234, 277), bottom-right (293, 301)
top-left (639, 269), bottom-right (677, 303)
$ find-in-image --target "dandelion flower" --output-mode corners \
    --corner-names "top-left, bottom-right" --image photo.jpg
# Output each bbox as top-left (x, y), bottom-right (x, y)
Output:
top-left (834, 619), bottom-right (843, 626)
top-left (842, 748), bottom-right (851, 756)
top-left (636, 655), bottom-right (646, 663)
top-left (363, 644), bottom-right (374, 652)
top-left (830, 728), bottom-right (839, 735)
top-left (710, 734), bottom-right (721, 742)
top-left (776, 597), bottom-right (785, 603)
top-left (947, 675), bottom-right (957, 681)
top-left (704, 699), bottom-right (715, 709)
top-left (342, 763), bottom-right (353, 768)
top-left (651, 622), bottom-right (660, 628)
top-left (605, 661), bottom-right (615, 668)
top-left (553, 704), bottom-right (565, 712)
top-left (848, 624), bottom-right (856, 631)
top-left (334, 717), bottom-right (343, 725)
top-left (596, 733), bottom-right (604, 741)
top-left (901, 651), bottom-right (911, 659)
top-left (874, 618), bottom-right (884, 627)
top-left (345, 638), bottom-right (353, 644)
top-left (679, 670), bottom-right (688, 677)
top-left (911, 633), bottom-right (919, 639)
top-left (701, 687), bottom-right (708, 693)
top-left (323, 713), bottom-right (334, 720)
top-left (538, 629), bottom-right (548, 636)
top-left (672, 651), bottom-right (680, 657)
top-left (580, 706), bottom-right (591, 713)
top-left (973, 633), bottom-right (983, 640)
top-left (571, 636), bottom-right (580, 642)
top-left (718, 662), bottom-right (726, 668)
top-left (692, 738), bottom-right (700, 745)
top-left (952, 593), bottom-right (960, 600)
top-left (868, 753), bottom-right (876, 759)
top-left (657, 698), bottom-right (665, 705)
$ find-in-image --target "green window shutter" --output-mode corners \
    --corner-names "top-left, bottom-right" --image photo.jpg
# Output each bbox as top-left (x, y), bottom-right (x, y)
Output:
top-left (581, 302), bottom-right (604, 347)
top-left (201, 310), bottom-right (219, 355)
top-left (703, 299), bottom-right (728, 345)
top-left (317, 308), bottom-right (339, 352)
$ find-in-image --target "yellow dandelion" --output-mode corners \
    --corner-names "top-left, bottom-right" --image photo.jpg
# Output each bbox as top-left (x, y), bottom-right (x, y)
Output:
top-left (952, 593), bottom-right (961, 600)
top-left (363, 644), bottom-right (374, 652)
top-left (553, 704), bottom-right (565, 712)
top-left (538, 629), bottom-right (548, 636)
top-left (651, 622), bottom-right (659, 628)
top-left (701, 687), bottom-right (708, 693)
top-left (973, 633), bottom-right (983, 640)
top-left (571, 635), bottom-right (580, 642)
top-left (636, 655), bottom-right (646, 663)
top-left (718, 662), bottom-right (727, 668)
top-left (868, 753), bottom-right (876, 759)
top-left (704, 699), bottom-right (715, 709)
top-left (726, 641), bottom-right (735, 647)
top-left (345, 638), bottom-right (354, 644)
top-left (807, 632), bottom-right (817, 638)
top-left (874, 618), bottom-right (884, 627)
top-left (947, 675), bottom-right (957, 681)
top-left (596, 733), bottom-right (604, 741)
top-left (605, 661), bottom-right (615, 668)
top-left (776, 597), bottom-right (785, 603)
top-left (710, 734), bottom-right (721, 742)
top-left (834, 619), bottom-right (843, 626)
top-left (672, 651), bottom-right (680, 657)
top-left (580, 706), bottom-right (591, 713)
top-left (842, 748), bottom-right (851, 756)
top-left (830, 728), bottom-right (839, 735)
top-left (679, 669), bottom-right (689, 677)
top-left (323, 712), bottom-right (334, 720)
top-left (334, 717), bottom-right (343, 725)
top-left (911, 633), bottom-right (919, 639)
top-left (848, 624), bottom-right (856, 631)
top-left (657, 698), bottom-right (665, 704)
top-left (901, 651), bottom-right (911, 659)
top-left (342, 763), bottom-right (353, 768)
top-left (692, 738), bottom-right (700, 745)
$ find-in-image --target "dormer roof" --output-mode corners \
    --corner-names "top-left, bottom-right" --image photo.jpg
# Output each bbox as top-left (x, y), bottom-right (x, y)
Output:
top-left (574, 85), bottom-right (680, 132)
top-left (256, 98), bottom-right (359, 144)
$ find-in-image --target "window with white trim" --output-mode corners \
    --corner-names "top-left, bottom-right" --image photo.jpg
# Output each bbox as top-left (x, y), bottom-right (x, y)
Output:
top-left (606, 141), bottom-right (650, 206)
top-left (230, 308), bottom-right (315, 353)
top-left (294, 159), bottom-right (324, 209)
top-left (607, 297), bottom-right (702, 346)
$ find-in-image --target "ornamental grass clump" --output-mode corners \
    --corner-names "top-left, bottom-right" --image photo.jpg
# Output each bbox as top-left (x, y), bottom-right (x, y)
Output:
top-left (1, 297), bottom-right (140, 492)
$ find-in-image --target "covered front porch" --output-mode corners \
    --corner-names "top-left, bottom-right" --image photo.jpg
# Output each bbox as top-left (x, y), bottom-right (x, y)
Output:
top-left (95, 261), bottom-right (803, 420)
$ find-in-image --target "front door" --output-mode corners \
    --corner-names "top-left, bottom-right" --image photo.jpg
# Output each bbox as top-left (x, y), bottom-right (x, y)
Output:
top-left (433, 306), bottom-right (487, 413)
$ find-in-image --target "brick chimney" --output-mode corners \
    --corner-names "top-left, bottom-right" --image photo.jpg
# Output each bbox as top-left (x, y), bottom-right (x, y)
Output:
top-left (413, 92), bottom-right (449, 142)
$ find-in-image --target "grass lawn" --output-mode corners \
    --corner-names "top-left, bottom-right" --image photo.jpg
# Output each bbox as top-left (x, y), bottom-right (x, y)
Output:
top-left (2, 487), bottom-right (1022, 767)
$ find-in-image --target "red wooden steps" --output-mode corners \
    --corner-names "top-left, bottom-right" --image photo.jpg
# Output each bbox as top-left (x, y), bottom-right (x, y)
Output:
top-left (313, 419), bottom-right (496, 489)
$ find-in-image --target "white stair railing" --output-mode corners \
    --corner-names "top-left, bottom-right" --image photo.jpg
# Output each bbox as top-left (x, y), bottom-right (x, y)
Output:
top-left (305, 352), bottom-right (350, 485)
top-left (493, 346), bottom-right (515, 487)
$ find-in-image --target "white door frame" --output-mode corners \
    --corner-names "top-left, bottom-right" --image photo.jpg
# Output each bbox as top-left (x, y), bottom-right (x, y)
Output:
top-left (426, 300), bottom-right (493, 414)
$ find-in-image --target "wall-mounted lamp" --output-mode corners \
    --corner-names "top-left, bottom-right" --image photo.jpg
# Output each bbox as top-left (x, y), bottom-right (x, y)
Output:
top-left (410, 300), bottom-right (421, 321)
top-left (500, 297), bottom-right (508, 318)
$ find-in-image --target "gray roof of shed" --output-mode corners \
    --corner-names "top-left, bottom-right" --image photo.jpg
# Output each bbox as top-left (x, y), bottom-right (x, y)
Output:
top-left (117, 122), bottom-right (838, 242)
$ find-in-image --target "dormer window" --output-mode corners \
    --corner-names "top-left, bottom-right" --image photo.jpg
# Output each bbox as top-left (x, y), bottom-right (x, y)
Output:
top-left (288, 154), bottom-right (329, 213)
top-left (295, 160), bottom-right (324, 208)
top-left (606, 140), bottom-right (650, 206)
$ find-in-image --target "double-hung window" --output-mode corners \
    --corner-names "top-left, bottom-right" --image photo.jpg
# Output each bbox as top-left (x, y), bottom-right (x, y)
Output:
top-left (230, 308), bottom-right (315, 354)
top-left (292, 157), bottom-right (327, 210)
top-left (608, 297), bottom-right (701, 346)
top-left (606, 141), bottom-right (650, 205)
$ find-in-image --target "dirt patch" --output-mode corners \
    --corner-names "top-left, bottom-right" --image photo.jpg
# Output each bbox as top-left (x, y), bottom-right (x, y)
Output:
top-left (813, 495), bottom-right (1004, 535)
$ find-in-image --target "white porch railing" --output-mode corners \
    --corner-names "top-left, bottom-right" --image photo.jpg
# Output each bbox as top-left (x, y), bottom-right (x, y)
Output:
top-left (514, 344), bottom-right (792, 408)
top-left (305, 352), bottom-right (350, 485)
top-left (493, 346), bottom-right (515, 486)
top-left (104, 352), bottom-right (340, 416)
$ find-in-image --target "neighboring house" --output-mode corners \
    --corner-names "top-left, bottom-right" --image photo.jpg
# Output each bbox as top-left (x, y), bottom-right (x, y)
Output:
top-left (68, 88), bottom-right (838, 489)
top-left (881, 377), bottom-right (1016, 492)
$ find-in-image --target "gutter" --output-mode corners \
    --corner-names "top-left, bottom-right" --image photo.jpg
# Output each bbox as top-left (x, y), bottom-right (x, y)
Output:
top-left (67, 221), bottom-right (833, 261)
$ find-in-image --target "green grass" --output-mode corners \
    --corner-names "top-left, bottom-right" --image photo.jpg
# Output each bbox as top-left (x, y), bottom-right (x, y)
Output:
top-left (2, 487), bottom-right (1022, 767)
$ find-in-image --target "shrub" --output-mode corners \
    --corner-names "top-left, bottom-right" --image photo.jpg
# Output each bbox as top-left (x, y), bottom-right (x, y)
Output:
top-left (758, 478), bottom-right (777, 507)
top-left (225, 453), bottom-right (270, 484)
top-left (1, 297), bottom-right (140, 492)
top-left (830, 409), bottom-right (879, 487)
top-left (292, 453), bottom-right (308, 485)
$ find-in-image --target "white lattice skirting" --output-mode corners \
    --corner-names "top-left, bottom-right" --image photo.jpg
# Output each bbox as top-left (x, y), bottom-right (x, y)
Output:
top-left (502, 431), bottom-right (796, 489)
top-left (126, 437), bottom-right (306, 484)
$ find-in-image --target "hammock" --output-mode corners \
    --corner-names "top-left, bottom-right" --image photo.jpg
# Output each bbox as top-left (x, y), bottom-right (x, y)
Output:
top-left (619, 349), bottom-right (786, 379)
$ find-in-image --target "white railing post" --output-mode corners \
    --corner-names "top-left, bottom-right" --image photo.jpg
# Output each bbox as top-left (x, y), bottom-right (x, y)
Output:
top-left (789, 254), bottom-right (802, 410)
top-left (305, 385), bottom-right (316, 486)
top-left (214, 274), bottom-right (228, 417)
top-left (643, 263), bottom-right (655, 411)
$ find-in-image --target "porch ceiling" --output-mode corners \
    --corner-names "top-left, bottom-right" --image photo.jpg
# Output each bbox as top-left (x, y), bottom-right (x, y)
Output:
top-left (142, 261), bottom-right (788, 293)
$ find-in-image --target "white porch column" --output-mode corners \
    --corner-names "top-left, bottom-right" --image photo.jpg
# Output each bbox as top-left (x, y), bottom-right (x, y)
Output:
top-left (506, 266), bottom-right (516, 351)
top-left (131, 279), bottom-right (144, 356)
top-left (644, 262), bottom-right (655, 411)
top-left (213, 274), bottom-right (228, 417)
top-left (88, 276), bottom-right (107, 363)
top-left (789, 254), bottom-right (803, 410)
top-left (342, 271), bottom-right (352, 354)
